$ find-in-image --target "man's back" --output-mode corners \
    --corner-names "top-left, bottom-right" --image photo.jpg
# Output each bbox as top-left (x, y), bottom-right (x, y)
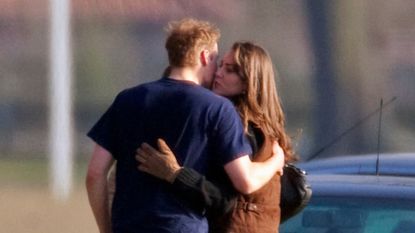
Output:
top-left (88, 77), bottom-right (251, 233)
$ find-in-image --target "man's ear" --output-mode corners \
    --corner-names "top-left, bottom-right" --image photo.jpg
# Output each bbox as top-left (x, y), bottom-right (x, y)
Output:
top-left (200, 49), bottom-right (209, 66)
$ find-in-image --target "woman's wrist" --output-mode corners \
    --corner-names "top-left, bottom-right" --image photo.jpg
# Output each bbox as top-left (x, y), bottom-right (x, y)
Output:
top-left (166, 166), bottom-right (183, 183)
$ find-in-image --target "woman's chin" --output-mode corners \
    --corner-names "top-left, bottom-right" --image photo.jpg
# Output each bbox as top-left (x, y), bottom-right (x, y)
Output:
top-left (212, 89), bottom-right (225, 96)
top-left (212, 85), bottom-right (220, 94)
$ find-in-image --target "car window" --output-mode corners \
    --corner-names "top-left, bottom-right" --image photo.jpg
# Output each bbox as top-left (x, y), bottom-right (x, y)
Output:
top-left (281, 197), bottom-right (415, 233)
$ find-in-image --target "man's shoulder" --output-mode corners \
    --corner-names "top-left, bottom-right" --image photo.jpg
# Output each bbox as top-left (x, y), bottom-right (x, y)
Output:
top-left (190, 87), bottom-right (227, 101)
top-left (190, 88), bottom-right (235, 111)
top-left (157, 78), bottom-right (233, 106)
top-left (124, 80), bottom-right (158, 92)
top-left (115, 80), bottom-right (160, 98)
top-left (114, 79), bottom-right (234, 111)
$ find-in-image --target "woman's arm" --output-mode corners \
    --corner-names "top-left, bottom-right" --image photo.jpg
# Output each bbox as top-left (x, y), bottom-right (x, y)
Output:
top-left (136, 138), bottom-right (284, 213)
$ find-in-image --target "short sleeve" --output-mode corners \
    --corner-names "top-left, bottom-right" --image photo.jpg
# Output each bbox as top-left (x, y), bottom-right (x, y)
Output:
top-left (87, 93), bottom-right (123, 158)
top-left (211, 102), bottom-right (252, 165)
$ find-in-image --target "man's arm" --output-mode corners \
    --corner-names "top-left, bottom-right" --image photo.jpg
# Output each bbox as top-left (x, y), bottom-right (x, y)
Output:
top-left (86, 144), bottom-right (114, 233)
top-left (224, 141), bottom-right (284, 194)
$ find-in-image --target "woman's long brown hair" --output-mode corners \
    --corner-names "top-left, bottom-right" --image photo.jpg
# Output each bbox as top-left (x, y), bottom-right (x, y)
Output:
top-left (231, 41), bottom-right (297, 162)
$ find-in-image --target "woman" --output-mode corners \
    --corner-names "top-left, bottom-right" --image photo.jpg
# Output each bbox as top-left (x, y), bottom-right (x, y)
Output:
top-left (137, 41), bottom-right (296, 233)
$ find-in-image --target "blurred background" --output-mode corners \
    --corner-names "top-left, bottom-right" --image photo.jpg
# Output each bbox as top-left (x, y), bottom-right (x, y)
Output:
top-left (1, 0), bottom-right (414, 232)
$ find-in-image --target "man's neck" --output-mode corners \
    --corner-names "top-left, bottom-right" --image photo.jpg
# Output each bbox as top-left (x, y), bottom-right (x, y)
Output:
top-left (168, 67), bottom-right (201, 85)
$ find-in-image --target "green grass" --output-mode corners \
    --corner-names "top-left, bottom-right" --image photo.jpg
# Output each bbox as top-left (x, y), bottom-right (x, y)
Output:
top-left (0, 158), bottom-right (88, 187)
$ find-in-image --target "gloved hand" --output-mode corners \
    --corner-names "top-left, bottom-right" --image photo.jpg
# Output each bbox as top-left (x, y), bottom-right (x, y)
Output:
top-left (136, 138), bottom-right (182, 183)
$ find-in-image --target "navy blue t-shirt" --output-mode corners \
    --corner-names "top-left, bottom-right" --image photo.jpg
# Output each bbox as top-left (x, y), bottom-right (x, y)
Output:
top-left (87, 77), bottom-right (252, 233)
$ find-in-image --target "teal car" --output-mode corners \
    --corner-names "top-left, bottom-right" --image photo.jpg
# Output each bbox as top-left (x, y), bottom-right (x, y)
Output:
top-left (298, 153), bottom-right (415, 177)
top-left (281, 155), bottom-right (415, 233)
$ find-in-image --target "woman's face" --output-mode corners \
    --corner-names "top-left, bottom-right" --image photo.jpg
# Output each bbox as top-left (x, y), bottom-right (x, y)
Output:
top-left (212, 51), bottom-right (247, 97)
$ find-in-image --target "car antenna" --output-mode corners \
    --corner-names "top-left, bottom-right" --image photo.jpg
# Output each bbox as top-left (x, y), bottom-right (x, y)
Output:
top-left (307, 96), bottom-right (397, 161)
top-left (376, 99), bottom-right (384, 176)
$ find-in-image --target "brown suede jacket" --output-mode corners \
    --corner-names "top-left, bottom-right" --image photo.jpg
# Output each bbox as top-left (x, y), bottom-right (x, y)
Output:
top-left (171, 125), bottom-right (281, 233)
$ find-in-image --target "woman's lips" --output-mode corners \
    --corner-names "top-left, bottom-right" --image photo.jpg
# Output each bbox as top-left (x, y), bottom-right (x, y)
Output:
top-left (213, 80), bottom-right (221, 89)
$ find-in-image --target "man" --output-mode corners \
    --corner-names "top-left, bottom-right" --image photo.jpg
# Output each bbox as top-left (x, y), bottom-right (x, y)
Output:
top-left (86, 18), bottom-right (282, 233)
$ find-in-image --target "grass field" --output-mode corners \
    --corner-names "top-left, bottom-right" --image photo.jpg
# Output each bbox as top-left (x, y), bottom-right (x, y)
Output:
top-left (0, 159), bottom-right (97, 233)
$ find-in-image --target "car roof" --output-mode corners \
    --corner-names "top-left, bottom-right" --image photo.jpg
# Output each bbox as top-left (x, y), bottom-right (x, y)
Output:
top-left (298, 153), bottom-right (415, 176)
top-left (308, 174), bottom-right (415, 200)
